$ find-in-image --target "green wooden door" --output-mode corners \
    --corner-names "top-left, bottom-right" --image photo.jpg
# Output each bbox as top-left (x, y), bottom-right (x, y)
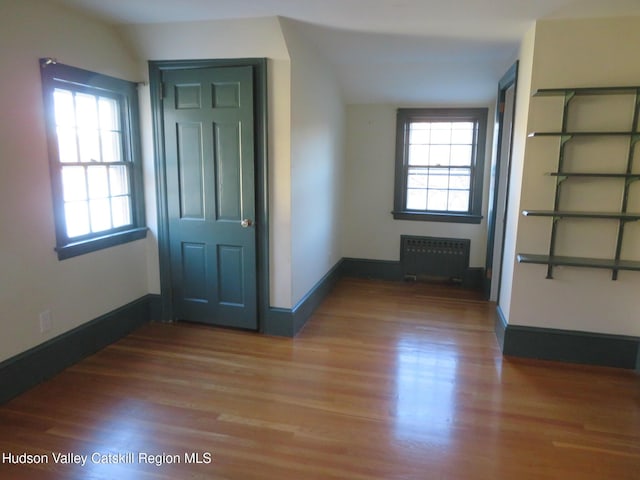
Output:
top-left (163, 66), bottom-right (257, 329)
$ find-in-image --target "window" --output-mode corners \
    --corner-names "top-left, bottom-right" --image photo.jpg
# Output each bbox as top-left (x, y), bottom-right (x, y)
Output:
top-left (393, 108), bottom-right (488, 223)
top-left (40, 59), bottom-right (146, 259)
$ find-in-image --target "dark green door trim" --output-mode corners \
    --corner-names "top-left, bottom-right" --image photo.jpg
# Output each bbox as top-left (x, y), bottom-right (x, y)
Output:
top-left (484, 61), bottom-right (518, 300)
top-left (148, 58), bottom-right (269, 331)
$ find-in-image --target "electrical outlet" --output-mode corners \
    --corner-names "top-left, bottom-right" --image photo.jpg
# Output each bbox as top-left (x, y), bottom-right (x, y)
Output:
top-left (39, 310), bottom-right (52, 334)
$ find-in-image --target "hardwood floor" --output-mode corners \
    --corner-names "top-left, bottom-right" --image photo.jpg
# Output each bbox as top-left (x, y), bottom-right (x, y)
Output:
top-left (0, 278), bottom-right (638, 479)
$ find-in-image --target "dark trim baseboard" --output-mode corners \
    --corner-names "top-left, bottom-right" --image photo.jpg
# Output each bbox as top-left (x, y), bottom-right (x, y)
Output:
top-left (341, 257), bottom-right (484, 291)
top-left (463, 267), bottom-right (484, 290)
top-left (263, 308), bottom-right (295, 337)
top-left (495, 306), bottom-right (640, 370)
top-left (263, 260), bottom-right (344, 337)
top-left (0, 294), bottom-right (159, 404)
top-left (340, 258), bottom-right (403, 281)
top-left (148, 293), bottom-right (163, 322)
top-left (494, 305), bottom-right (508, 351)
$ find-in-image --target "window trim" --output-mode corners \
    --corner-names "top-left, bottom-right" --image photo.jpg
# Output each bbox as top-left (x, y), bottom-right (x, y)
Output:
top-left (40, 59), bottom-right (146, 259)
top-left (392, 107), bottom-right (488, 224)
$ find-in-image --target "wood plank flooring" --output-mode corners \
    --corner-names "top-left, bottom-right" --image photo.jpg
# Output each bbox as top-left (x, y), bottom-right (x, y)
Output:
top-left (0, 278), bottom-right (638, 479)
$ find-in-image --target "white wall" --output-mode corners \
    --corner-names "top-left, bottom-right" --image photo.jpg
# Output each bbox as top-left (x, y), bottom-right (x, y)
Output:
top-left (342, 104), bottom-right (494, 268)
top-left (0, 0), bottom-right (150, 362)
top-left (505, 17), bottom-right (640, 336)
top-left (120, 17), bottom-right (295, 308)
top-left (279, 19), bottom-right (346, 305)
top-left (498, 25), bottom-right (536, 319)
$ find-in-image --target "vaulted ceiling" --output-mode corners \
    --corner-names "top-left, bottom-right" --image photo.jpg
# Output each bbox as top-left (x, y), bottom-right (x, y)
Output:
top-left (53, 0), bottom-right (640, 103)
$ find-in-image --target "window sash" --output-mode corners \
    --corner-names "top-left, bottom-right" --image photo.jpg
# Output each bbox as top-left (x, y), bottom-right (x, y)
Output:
top-left (60, 163), bottom-right (134, 240)
top-left (403, 118), bottom-right (478, 215)
top-left (404, 165), bottom-right (473, 213)
top-left (52, 85), bottom-right (134, 242)
top-left (393, 108), bottom-right (487, 223)
top-left (40, 60), bottom-right (146, 259)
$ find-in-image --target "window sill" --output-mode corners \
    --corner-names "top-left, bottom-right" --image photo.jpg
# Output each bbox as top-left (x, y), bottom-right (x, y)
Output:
top-left (55, 227), bottom-right (148, 260)
top-left (392, 211), bottom-right (483, 224)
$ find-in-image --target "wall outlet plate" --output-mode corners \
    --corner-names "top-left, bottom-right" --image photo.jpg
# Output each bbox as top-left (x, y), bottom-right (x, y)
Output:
top-left (39, 310), bottom-right (52, 333)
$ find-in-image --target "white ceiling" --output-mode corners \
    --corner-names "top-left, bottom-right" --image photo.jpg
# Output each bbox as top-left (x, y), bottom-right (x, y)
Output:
top-left (53, 0), bottom-right (640, 104)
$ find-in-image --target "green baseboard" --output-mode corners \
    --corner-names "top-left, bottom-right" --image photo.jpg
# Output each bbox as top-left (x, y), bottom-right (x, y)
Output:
top-left (263, 260), bottom-right (343, 337)
top-left (495, 305), bottom-right (640, 370)
top-left (0, 294), bottom-right (160, 404)
top-left (340, 258), bottom-right (403, 281)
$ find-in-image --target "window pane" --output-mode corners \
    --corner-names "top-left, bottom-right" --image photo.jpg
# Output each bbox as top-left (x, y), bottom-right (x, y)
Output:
top-left (111, 196), bottom-right (132, 228)
top-left (98, 97), bottom-right (120, 131)
top-left (452, 121), bottom-right (474, 130)
top-left (408, 145), bottom-right (430, 165)
top-left (75, 93), bottom-right (99, 129)
top-left (99, 97), bottom-right (122, 162)
top-left (56, 126), bottom-right (78, 163)
top-left (109, 165), bottom-right (130, 196)
top-left (61, 166), bottom-right (87, 201)
top-left (53, 89), bottom-right (75, 127)
top-left (451, 126), bottom-right (474, 144)
top-left (101, 131), bottom-right (122, 163)
top-left (429, 145), bottom-right (450, 166)
top-left (450, 145), bottom-right (472, 166)
top-left (409, 124), bottom-right (430, 144)
top-left (406, 189), bottom-right (427, 210)
top-left (90, 198), bottom-right (112, 232)
top-left (65, 201), bottom-right (90, 238)
top-left (430, 125), bottom-right (452, 144)
top-left (448, 190), bottom-right (469, 211)
top-left (407, 172), bottom-right (428, 188)
top-left (78, 127), bottom-right (101, 163)
top-left (428, 168), bottom-right (449, 189)
top-left (87, 166), bottom-right (109, 199)
top-left (450, 169), bottom-right (471, 190)
top-left (426, 189), bottom-right (448, 211)
top-left (76, 93), bottom-right (101, 162)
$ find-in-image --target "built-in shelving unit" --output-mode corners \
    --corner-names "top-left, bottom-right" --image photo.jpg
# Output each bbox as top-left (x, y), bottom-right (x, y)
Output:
top-left (518, 86), bottom-right (640, 279)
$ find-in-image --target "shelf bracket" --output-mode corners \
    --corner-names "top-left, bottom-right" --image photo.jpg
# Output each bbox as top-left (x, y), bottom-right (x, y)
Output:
top-left (545, 266), bottom-right (554, 280)
top-left (563, 91), bottom-right (576, 107)
top-left (559, 135), bottom-right (573, 146)
top-left (556, 174), bottom-right (568, 185)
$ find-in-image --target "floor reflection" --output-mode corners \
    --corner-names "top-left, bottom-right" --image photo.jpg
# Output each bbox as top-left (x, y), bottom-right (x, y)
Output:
top-left (77, 401), bottom-right (152, 480)
top-left (393, 336), bottom-right (458, 443)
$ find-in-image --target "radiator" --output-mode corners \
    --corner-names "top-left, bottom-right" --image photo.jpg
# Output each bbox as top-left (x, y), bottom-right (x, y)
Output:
top-left (400, 235), bottom-right (470, 282)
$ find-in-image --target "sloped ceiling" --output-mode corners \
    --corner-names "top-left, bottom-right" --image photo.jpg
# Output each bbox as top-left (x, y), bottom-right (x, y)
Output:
top-left (52, 0), bottom-right (640, 103)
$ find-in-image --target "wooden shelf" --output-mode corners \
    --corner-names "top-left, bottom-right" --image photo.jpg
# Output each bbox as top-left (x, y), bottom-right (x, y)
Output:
top-left (522, 210), bottom-right (640, 221)
top-left (534, 86), bottom-right (640, 97)
top-left (548, 172), bottom-right (640, 179)
top-left (528, 131), bottom-right (638, 138)
top-left (517, 254), bottom-right (640, 272)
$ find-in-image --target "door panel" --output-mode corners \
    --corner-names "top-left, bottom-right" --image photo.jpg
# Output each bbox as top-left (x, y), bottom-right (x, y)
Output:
top-left (176, 123), bottom-right (205, 219)
top-left (182, 242), bottom-right (207, 302)
top-left (215, 122), bottom-right (242, 220)
top-left (163, 66), bottom-right (257, 329)
top-left (217, 245), bottom-right (245, 306)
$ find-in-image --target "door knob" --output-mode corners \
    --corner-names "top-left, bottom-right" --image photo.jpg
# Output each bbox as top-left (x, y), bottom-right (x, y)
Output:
top-left (240, 219), bottom-right (253, 228)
